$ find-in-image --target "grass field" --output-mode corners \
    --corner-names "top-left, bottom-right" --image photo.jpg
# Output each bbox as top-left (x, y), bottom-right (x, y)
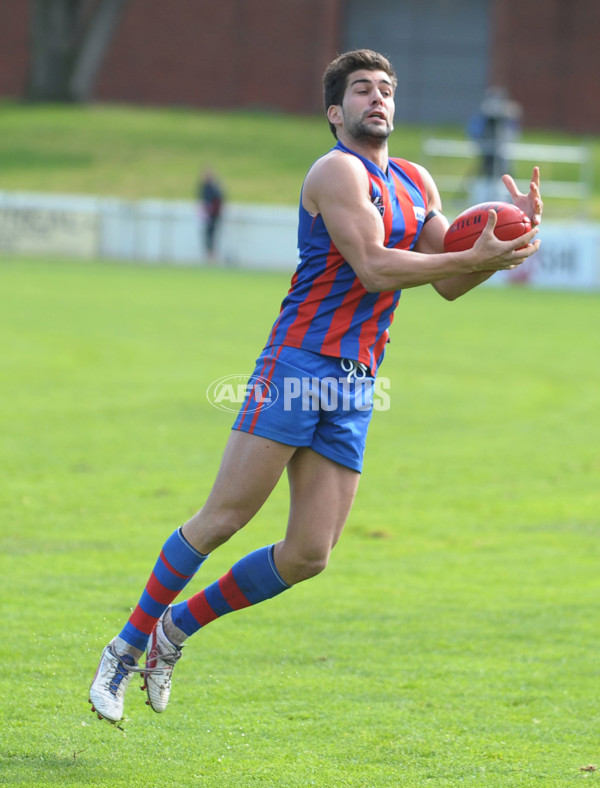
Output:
top-left (1, 100), bottom-right (598, 219)
top-left (1, 257), bottom-right (599, 786)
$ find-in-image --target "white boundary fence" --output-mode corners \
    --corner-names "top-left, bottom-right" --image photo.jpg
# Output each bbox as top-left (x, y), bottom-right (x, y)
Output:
top-left (422, 139), bottom-right (593, 208)
top-left (0, 190), bottom-right (599, 291)
top-left (0, 191), bottom-right (298, 271)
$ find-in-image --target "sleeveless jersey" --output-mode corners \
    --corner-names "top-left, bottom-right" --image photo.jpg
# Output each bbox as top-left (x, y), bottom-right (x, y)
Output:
top-left (264, 140), bottom-right (428, 374)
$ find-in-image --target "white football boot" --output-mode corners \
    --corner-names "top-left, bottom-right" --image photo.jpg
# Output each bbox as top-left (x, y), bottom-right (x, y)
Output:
top-left (141, 609), bottom-right (182, 713)
top-left (89, 644), bottom-right (137, 724)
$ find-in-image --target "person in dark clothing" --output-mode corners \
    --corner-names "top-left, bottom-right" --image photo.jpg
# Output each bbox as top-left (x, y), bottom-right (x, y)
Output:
top-left (198, 169), bottom-right (224, 260)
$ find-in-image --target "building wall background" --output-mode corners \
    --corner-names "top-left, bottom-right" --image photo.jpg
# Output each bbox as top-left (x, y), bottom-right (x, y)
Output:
top-left (94, 0), bottom-right (343, 113)
top-left (1, 0), bottom-right (598, 134)
top-left (0, 2), bottom-right (29, 98)
top-left (344, 0), bottom-right (492, 125)
top-left (490, 0), bottom-right (600, 133)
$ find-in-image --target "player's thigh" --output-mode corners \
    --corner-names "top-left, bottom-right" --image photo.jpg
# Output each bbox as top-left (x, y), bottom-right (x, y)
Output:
top-left (282, 447), bottom-right (360, 555)
top-left (183, 430), bottom-right (296, 548)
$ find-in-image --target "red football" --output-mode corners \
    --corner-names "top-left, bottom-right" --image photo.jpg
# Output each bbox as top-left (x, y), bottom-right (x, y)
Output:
top-left (444, 201), bottom-right (532, 252)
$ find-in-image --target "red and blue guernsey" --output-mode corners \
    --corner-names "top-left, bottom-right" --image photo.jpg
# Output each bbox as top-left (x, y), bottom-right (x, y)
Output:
top-left (264, 140), bottom-right (428, 374)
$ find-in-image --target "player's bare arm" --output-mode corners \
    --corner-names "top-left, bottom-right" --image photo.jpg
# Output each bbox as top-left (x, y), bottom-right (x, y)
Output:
top-left (303, 153), bottom-right (540, 293)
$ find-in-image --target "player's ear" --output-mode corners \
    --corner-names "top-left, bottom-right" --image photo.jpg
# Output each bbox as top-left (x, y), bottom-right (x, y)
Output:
top-left (327, 104), bottom-right (343, 131)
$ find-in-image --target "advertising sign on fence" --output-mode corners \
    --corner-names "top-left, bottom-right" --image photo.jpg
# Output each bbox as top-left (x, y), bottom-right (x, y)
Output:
top-left (0, 205), bottom-right (99, 258)
top-left (487, 224), bottom-right (600, 290)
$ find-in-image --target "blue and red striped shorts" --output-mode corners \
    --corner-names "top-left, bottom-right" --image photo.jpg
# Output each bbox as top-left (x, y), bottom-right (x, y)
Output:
top-left (232, 345), bottom-right (375, 472)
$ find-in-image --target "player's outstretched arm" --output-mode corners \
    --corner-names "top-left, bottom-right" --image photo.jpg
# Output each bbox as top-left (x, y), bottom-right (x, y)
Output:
top-left (303, 153), bottom-right (539, 294)
top-left (303, 153), bottom-right (423, 291)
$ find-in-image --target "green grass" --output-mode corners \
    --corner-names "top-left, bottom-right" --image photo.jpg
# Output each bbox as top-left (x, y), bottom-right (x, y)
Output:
top-left (1, 100), bottom-right (598, 219)
top-left (1, 258), bottom-right (599, 786)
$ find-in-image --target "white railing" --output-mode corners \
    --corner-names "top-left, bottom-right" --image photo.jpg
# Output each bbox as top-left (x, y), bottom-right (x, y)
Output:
top-left (422, 138), bottom-right (592, 206)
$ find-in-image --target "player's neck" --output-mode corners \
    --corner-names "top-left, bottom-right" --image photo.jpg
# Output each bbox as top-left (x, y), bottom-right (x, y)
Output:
top-left (338, 133), bottom-right (389, 172)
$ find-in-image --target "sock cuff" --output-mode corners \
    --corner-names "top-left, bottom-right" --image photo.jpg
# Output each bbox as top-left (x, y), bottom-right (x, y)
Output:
top-left (177, 526), bottom-right (209, 559)
top-left (267, 544), bottom-right (290, 590)
top-left (162, 527), bottom-right (208, 576)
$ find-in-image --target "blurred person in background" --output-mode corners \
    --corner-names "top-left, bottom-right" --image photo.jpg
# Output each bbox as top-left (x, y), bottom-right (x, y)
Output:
top-left (468, 86), bottom-right (522, 202)
top-left (197, 168), bottom-right (224, 261)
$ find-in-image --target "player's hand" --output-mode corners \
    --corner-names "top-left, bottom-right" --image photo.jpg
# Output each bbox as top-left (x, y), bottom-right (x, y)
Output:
top-left (471, 209), bottom-right (540, 271)
top-left (502, 166), bottom-right (543, 226)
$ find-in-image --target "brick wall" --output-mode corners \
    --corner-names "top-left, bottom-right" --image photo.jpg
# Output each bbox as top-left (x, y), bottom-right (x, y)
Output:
top-left (0, 3), bottom-right (29, 97)
top-left (94, 0), bottom-right (342, 113)
top-left (490, 0), bottom-right (600, 133)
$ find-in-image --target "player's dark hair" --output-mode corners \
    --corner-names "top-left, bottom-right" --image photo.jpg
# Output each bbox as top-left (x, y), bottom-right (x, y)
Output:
top-left (323, 49), bottom-right (397, 139)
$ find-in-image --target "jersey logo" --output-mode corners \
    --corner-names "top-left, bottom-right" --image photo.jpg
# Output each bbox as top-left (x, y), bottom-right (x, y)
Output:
top-left (372, 195), bottom-right (385, 217)
top-left (413, 206), bottom-right (425, 222)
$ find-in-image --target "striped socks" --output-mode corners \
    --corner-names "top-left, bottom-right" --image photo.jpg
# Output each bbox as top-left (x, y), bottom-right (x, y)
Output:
top-left (118, 528), bottom-right (207, 652)
top-left (169, 544), bottom-right (289, 640)
top-left (117, 532), bottom-right (289, 653)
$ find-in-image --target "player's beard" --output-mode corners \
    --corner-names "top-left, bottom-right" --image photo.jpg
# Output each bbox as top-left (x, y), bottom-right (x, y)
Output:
top-left (343, 110), bottom-right (393, 144)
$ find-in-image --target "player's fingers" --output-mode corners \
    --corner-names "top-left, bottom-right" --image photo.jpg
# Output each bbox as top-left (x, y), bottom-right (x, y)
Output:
top-left (529, 175), bottom-right (543, 225)
top-left (512, 238), bottom-right (540, 261)
top-left (530, 179), bottom-right (542, 202)
top-left (483, 208), bottom-right (498, 233)
top-left (513, 225), bottom-right (539, 247)
top-left (493, 230), bottom-right (539, 269)
top-left (501, 173), bottom-right (519, 198)
top-left (496, 240), bottom-right (539, 270)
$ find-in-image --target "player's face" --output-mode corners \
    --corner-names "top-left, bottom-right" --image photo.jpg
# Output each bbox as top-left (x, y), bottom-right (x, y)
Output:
top-left (341, 70), bottom-right (395, 142)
